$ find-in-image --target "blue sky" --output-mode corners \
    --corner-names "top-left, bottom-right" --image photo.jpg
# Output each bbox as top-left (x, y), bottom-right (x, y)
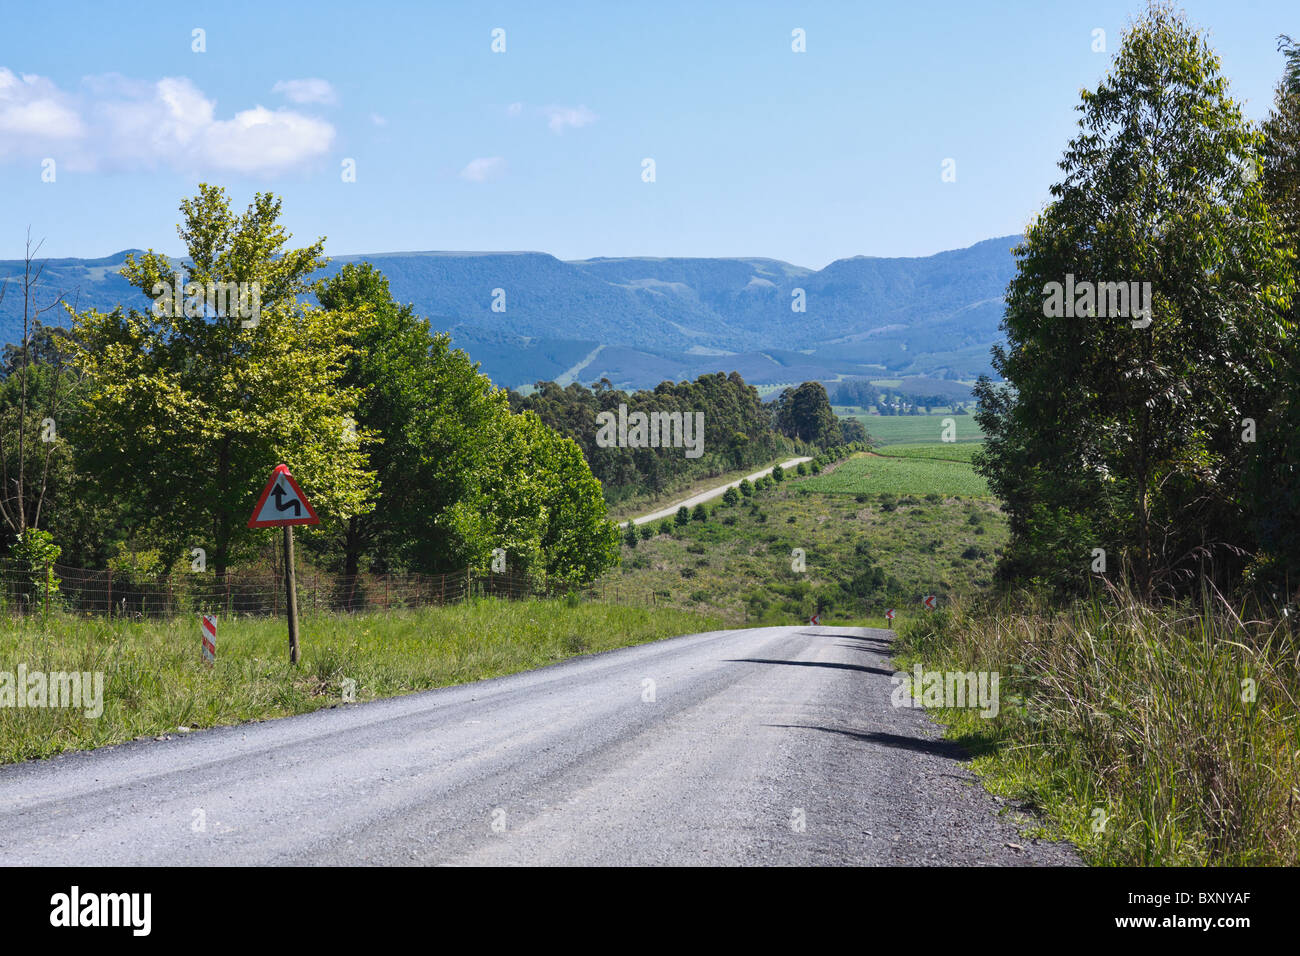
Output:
top-left (0, 0), bottom-right (1294, 268)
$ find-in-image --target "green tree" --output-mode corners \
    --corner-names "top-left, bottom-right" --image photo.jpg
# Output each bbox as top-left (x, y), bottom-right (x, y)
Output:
top-left (69, 186), bottom-right (375, 575)
top-left (313, 262), bottom-right (514, 577)
top-left (1244, 35), bottom-right (1300, 587)
top-left (975, 6), bottom-right (1295, 595)
top-left (439, 409), bottom-right (619, 583)
top-left (774, 382), bottom-right (840, 447)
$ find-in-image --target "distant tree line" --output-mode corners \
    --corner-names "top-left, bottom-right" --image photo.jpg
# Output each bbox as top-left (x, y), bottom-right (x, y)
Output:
top-left (510, 377), bottom-right (861, 504)
top-left (830, 379), bottom-right (969, 415)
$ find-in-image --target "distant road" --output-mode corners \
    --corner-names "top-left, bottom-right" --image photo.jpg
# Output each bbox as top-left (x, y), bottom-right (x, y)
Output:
top-left (0, 625), bottom-right (1078, 866)
top-left (630, 457), bottom-right (811, 525)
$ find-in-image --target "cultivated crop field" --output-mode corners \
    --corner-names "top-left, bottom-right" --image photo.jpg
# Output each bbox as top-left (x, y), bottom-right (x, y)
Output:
top-left (874, 442), bottom-right (982, 463)
top-left (854, 413), bottom-right (986, 445)
top-left (842, 413), bottom-right (982, 447)
top-left (800, 451), bottom-right (990, 496)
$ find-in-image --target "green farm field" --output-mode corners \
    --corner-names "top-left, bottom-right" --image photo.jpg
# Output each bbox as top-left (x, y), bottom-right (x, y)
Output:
top-left (800, 451), bottom-right (990, 497)
top-left (848, 413), bottom-right (985, 445)
top-left (874, 442), bottom-right (981, 463)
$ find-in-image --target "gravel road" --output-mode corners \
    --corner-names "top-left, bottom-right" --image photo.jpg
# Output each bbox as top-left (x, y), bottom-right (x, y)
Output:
top-left (631, 458), bottom-right (812, 525)
top-left (0, 625), bottom-right (1079, 866)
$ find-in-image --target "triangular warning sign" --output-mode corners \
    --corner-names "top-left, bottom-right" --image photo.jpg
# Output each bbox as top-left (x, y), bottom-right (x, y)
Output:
top-left (248, 464), bottom-right (320, 528)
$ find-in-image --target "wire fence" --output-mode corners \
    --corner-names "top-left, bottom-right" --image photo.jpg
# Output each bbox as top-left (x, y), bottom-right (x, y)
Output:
top-left (0, 562), bottom-right (608, 620)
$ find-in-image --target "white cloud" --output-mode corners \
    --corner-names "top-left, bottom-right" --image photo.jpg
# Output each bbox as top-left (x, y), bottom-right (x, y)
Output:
top-left (506, 102), bottom-right (523, 117)
top-left (0, 67), bottom-right (335, 175)
top-left (0, 68), bottom-right (84, 140)
top-left (272, 78), bottom-right (337, 106)
top-left (370, 113), bottom-right (388, 126)
top-left (459, 156), bottom-right (506, 183)
top-left (540, 104), bottom-right (597, 133)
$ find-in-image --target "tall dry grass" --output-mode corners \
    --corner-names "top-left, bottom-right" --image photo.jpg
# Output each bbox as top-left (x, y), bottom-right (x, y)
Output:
top-left (897, 586), bottom-right (1300, 865)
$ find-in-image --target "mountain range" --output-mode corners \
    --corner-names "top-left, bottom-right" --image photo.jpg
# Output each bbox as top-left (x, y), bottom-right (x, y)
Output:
top-left (0, 235), bottom-right (1020, 391)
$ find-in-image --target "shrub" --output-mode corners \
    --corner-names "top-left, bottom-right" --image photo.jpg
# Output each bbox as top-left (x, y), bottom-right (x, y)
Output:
top-left (771, 464), bottom-right (785, 482)
top-left (739, 479), bottom-right (754, 497)
top-left (796, 462), bottom-right (808, 476)
top-left (675, 506), bottom-right (690, 526)
top-left (691, 503), bottom-right (708, 522)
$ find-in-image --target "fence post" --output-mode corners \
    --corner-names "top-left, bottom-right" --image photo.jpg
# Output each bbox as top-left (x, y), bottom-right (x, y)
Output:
top-left (106, 568), bottom-right (112, 616)
top-left (226, 572), bottom-right (232, 617)
top-left (44, 562), bottom-right (50, 617)
top-left (385, 574), bottom-right (389, 608)
top-left (274, 570), bottom-right (279, 618)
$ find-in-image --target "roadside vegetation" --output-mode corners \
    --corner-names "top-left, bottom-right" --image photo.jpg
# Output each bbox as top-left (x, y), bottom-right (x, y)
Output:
top-left (894, 7), bottom-right (1300, 868)
top-left (607, 453), bottom-right (805, 524)
top-left (0, 598), bottom-right (721, 764)
top-left (894, 591), bottom-right (1300, 865)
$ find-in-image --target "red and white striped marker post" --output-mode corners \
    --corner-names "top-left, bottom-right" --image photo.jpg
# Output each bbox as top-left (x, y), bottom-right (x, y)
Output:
top-left (201, 614), bottom-right (217, 665)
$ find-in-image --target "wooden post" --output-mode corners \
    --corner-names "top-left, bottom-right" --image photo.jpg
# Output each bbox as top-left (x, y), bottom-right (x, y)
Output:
top-left (106, 568), bottom-right (112, 616)
top-left (284, 526), bottom-right (300, 664)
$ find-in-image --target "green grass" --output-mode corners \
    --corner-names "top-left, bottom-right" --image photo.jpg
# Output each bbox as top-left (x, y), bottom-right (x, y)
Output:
top-left (851, 413), bottom-right (985, 445)
top-left (607, 458), bottom-right (1007, 626)
top-left (800, 451), bottom-right (990, 497)
top-left (894, 592), bottom-right (1300, 866)
top-left (875, 442), bottom-right (981, 463)
top-left (0, 599), bottom-right (721, 764)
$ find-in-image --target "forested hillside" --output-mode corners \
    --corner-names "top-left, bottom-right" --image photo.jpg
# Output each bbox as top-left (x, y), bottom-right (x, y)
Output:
top-left (0, 238), bottom-right (1020, 389)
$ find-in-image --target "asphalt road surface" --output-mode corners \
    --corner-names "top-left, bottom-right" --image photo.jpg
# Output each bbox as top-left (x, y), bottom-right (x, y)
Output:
top-left (631, 457), bottom-right (812, 525)
top-left (0, 625), bottom-right (1079, 866)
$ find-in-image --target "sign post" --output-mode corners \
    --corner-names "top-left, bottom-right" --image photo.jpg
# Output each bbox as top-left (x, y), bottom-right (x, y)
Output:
top-left (248, 464), bottom-right (319, 664)
top-left (201, 614), bottom-right (217, 664)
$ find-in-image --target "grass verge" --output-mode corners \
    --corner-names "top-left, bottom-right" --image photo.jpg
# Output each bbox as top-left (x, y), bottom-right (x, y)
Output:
top-left (893, 590), bottom-right (1300, 865)
top-left (0, 598), bottom-right (722, 764)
